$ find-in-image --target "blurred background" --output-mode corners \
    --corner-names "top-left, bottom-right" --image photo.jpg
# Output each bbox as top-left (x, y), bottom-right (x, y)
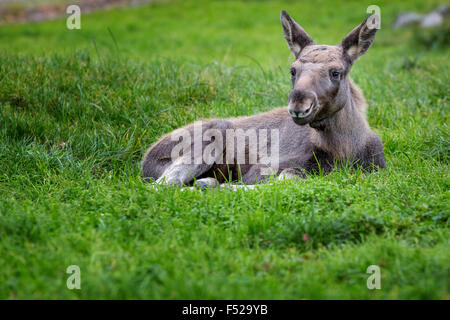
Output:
top-left (0, 1), bottom-right (150, 23)
top-left (0, 0), bottom-right (448, 66)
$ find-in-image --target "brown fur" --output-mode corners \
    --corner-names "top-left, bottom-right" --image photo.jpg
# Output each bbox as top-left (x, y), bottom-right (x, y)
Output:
top-left (142, 12), bottom-right (385, 186)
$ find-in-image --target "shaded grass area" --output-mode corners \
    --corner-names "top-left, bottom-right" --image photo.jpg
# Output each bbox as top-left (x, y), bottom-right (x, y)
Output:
top-left (0, 0), bottom-right (449, 299)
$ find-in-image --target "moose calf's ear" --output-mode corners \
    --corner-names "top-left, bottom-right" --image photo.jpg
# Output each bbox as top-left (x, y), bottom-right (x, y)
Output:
top-left (341, 14), bottom-right (379, 62)
top-left (280, 10), bottom-right (314, 58)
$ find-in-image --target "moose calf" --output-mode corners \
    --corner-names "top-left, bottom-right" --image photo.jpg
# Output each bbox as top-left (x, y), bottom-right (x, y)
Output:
top-left (142, 11), bottom-right (386, 187)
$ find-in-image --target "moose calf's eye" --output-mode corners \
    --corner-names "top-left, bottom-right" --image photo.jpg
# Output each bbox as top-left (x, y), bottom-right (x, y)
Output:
top-left (290, 68), bottom-right (296, 76)
top-left (331, 71), bottom-right (340, 79)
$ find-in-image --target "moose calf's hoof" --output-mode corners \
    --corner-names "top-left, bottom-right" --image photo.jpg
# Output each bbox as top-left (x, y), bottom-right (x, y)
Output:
top-left (194, 178), bottom-right (218, 189)
top-left (278, 168), bottom-right (306, 181)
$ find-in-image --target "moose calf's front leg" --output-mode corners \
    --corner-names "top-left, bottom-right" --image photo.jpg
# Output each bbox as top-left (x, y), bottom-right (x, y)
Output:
top-left (157, 161), bottom-right (213, 186)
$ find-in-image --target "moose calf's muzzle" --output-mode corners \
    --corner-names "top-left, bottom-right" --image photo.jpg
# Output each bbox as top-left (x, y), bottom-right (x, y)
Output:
top-left (288, 90), bottom-right (318, 125)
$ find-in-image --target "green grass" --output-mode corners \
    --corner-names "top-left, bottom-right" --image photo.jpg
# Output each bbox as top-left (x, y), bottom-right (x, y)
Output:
top-left (0, 0), bottom-right (449, 299)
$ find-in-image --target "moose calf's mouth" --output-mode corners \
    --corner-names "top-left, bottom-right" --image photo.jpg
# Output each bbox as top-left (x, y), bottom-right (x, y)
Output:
top-left (289, 105), bottom-right (313, 118)
top-left (288, 103), bottom-right (316, 125)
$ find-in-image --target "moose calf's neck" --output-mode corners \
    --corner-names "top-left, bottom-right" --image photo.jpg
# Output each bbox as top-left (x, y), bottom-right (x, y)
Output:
top-left (310, 82), bottom-right (369, 161)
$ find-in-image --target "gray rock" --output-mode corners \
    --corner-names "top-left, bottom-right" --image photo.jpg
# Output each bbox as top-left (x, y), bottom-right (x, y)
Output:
top-left (393, 13), bottom-right (423, 28)
top-left (421, 12), bottom-right (444, 28)
top-left (393, 5), bottom-right (448, 29)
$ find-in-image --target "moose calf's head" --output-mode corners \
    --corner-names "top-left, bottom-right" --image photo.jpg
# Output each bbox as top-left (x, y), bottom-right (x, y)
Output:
top-left (280, 10), bottom-right (379, 128)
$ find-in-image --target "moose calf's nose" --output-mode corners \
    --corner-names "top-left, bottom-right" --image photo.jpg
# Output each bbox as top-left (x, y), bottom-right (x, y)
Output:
top-left (289, 89), bottom-right (315, 104)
